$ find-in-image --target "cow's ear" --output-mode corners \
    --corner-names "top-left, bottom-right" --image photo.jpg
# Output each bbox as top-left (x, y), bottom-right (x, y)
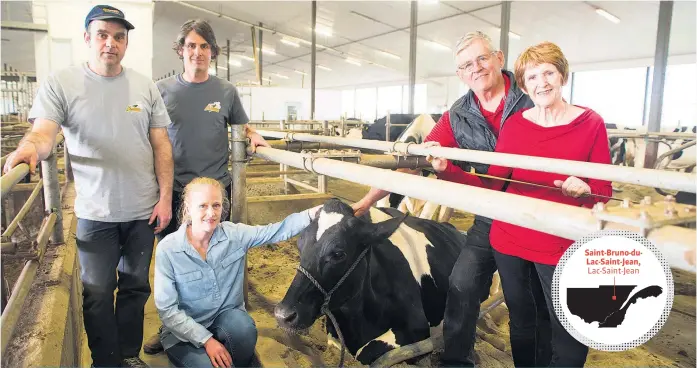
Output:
top-left (359, 213), bottom-right (407, 242)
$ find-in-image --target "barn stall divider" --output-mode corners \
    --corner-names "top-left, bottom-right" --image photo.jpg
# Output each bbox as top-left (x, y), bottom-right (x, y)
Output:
top-left (0, 134), bottom-right (66, 357)
top-left (254, 129), bottom-right (696, 194)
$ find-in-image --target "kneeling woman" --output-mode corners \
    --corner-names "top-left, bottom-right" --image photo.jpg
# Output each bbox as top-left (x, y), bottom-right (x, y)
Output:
top-left (154, 177), bottom-right (320, 368)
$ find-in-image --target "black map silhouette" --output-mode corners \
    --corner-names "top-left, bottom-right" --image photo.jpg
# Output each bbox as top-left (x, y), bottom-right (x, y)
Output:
top-left (567, 285), bottom-right (663, 328)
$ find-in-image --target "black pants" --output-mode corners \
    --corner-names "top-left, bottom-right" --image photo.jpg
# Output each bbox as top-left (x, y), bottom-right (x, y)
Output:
top-left (76, 219), bottom-right (155, 367)
top-left (157, 184), bottom-right (232, 242)
top-left (441, 219), bottom-right (552, 366)
top-left (494, 250), bottom-right (588, 367)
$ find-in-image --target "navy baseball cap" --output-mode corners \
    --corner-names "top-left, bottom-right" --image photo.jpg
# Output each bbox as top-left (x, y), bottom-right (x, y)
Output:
top-left (85, 5), bottom-right (135, 31)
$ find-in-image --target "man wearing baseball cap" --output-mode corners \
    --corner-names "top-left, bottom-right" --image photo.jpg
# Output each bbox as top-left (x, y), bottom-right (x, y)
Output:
top-left (4, 5), bottom-right (173, 368)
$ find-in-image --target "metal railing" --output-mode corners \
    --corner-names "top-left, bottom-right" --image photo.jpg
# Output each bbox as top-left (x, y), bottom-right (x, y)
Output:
top-left (0, 134), bottom-right (66, 355)
top-left (254, 129), bottom-right (697, 193)
top-left (1, 72), bottom-right (38, 123)
top-left (250, 145), bottom-right (696, 272)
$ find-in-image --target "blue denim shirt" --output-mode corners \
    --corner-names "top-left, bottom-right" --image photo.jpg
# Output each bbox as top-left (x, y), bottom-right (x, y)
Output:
top-left (154, 210), bottom-right (312, 350)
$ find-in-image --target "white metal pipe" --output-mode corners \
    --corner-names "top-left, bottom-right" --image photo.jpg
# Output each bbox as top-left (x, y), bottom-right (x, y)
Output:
top-left (2, 180), bottom-right (43, 239)
top-left (1, 163), bottom-right (30, 199)
top-left (253, 146), bottom-right (696, 272)
top-left (254, 130), bottom-right (696, 193)
top-left (607, 131), bottom-right (696, 140)
top-left (285, 178), bottom-right (320, 193)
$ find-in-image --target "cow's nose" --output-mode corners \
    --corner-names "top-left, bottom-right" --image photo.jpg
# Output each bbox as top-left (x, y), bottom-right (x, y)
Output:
top-left (274, 305), bottom-right (298, 325)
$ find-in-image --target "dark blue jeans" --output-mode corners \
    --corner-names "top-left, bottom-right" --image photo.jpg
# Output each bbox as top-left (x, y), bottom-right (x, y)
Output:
top-left (494, 250), bottom-right (588, 367)
top-left (76, 219), bottom-right (155, 367)
top-left (441, 219), bottom-right (551, 366)
top-left (165, 308), bottom-right (258, 368)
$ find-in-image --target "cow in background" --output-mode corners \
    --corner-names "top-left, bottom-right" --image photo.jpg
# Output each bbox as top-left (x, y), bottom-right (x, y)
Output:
top-left (375, 114), bottom-right (453, 222)
top-left (274, 199), bottom-right (467, 364)
top-left (364, 113), bottom-right (443, 142)
top-left (339, 114), bottom-right (453, 222)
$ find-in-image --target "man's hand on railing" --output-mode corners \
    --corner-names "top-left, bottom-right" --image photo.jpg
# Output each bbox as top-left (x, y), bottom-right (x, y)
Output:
top-left (3, 142), bottom-right (39, 175)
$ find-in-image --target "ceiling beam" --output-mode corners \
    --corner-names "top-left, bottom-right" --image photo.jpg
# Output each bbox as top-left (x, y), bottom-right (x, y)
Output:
top-left (165, 1), bottom-right (500, 80)
top-left (1, 21), bottom-right (48, 32)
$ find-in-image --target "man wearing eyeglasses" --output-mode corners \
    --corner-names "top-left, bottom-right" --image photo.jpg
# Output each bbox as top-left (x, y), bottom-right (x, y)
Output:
top-left (351, 31), bottom-right (549, 367)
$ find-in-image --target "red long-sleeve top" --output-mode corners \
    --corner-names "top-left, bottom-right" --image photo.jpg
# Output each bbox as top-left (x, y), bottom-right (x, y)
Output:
top-left (425, 108), bottom-right (613, 265)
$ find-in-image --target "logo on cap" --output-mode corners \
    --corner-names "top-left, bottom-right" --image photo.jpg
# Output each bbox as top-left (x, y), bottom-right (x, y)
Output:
top-left (102, 8), bottom-right (121, 15)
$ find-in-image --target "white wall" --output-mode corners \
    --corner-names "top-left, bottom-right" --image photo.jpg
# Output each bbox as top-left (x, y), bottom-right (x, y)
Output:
top-left (237, 86), bottom-right (342, 121)
top-left (32, 0), bottom-right (154, 79)
top-left (425, 76), bottom-right (465, 114)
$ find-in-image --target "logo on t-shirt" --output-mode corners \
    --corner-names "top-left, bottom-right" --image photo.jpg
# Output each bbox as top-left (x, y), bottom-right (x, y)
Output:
top-left (204, 101), bottom-right (221, 113)
top-left (126, 103), bottom-right (142, 113)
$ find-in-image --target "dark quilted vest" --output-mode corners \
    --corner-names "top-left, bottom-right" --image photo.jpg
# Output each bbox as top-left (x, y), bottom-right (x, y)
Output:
top-left (448, 69), bottom-right (533, 224)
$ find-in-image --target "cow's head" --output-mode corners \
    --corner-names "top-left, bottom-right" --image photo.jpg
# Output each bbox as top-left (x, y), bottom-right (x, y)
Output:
top-left (274, 198), bottom-right (405, 331)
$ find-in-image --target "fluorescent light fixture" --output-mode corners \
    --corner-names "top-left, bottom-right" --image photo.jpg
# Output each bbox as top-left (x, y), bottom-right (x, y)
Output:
top-left (261, 47), bottom-right (276, 55)
top-left (261, 77), bottom-right (271, 82)
top-left (370, 62), bottom-right (390, 69)
top-left (317, 64), bottom-right (332, 71)
top-left (595, 8), bottom-right (620, 24)
top-left (218, 66), bottom-right (228, 70)
top-left (377, 50), bottom-right (401, 60)
top-left (345, 58), bottom-right (362, 66)
top-left (425, 40), bottom-right (451, 51)
top-left (274, 73), bottom-right (289, 79)
top-left (281, 38), bottom-right (300, 47)
top-left (294, 70), bottom-right (307, 75)
top-left (228, 59), bottom-right (242, 67)
top-left (239, 55), bottom-right (255, 61)
top-left (310, 25), bottom-right (333, 37)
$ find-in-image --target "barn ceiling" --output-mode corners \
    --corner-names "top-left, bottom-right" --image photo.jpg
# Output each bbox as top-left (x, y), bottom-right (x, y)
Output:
top-left (1, 1), bottom-right (695, 90)
top-left (152, 1), bottom-right (696, 89)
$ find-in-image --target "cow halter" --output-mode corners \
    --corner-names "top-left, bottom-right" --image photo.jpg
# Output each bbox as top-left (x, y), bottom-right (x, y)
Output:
top-left (295, 246), bottom-right (370, 368)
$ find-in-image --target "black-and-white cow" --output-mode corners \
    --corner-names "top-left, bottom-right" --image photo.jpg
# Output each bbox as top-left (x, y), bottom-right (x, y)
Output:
top-left (274, 198), bottom-right (466, 364)
top-left (364, 113), bottom-right (443, 142)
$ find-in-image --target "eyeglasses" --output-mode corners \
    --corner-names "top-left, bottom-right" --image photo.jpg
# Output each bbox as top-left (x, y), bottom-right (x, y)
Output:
top-left (457, 51), bottom-right (497, 73)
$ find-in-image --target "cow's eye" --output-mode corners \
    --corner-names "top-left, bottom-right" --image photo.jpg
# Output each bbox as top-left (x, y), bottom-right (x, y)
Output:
top-left (331, 251), bottom-right (346, 261)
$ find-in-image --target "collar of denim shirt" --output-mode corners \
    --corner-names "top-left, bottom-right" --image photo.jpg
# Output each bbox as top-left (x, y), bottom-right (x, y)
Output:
top-left (170, 222), bottom-right (229, 256)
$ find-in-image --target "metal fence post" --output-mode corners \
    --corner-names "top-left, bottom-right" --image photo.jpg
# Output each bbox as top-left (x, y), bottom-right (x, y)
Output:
top-left (230, 125), bottom-right (247, 224)
top-left (63, 144), bottom-right (73, 182)
top-left (280, 120), bottom-right (289, 194)
top-left (230, 124), bottom-right (249, 305)
top-left (41, 147), bottom-right (63, 245)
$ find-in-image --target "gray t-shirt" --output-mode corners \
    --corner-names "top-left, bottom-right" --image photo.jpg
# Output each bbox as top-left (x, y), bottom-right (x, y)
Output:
top-left (156, 74), bottom-right (249, 192)
top-left (29, 63), bottom-right (171, 222)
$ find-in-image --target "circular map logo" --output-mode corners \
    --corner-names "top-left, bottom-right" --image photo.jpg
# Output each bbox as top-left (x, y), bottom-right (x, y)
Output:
top-left (552, 230), bottom-right (674, 351)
